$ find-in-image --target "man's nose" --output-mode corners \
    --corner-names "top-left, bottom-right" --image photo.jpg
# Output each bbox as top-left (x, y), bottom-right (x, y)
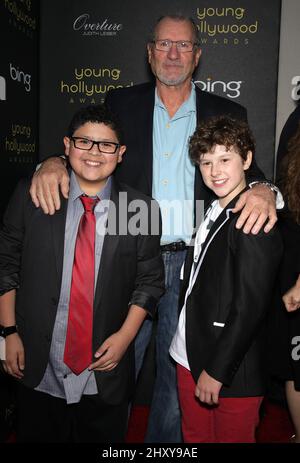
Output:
top-left (167, 42), bottom-right (180, 59)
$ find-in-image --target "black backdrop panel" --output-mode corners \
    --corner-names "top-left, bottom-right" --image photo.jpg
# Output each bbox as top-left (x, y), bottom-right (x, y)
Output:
top-left (0, 0), bottom-right (39, 218)
top-left (40, 0), bottom-right (281, 179)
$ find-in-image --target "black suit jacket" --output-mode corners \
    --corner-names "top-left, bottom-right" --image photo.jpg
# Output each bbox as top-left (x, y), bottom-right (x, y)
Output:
top-left (0, 177), bottom-right (164, 405)
top-left (179, 194), bottom-right (283, 397)
top-left (106, 83), bottom-right (265, 204)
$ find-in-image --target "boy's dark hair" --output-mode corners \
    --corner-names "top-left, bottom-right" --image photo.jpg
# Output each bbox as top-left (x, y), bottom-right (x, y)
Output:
top-left (67, 104), bottom-right (124, 143)
top-left (278, 122), bottom-right (300, 224)
top-left (189, 116), bottom-right (255, 164)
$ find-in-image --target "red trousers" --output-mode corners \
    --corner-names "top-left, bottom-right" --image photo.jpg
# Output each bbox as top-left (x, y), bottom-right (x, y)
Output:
top-left (177, 364), bottom-right (263, 443)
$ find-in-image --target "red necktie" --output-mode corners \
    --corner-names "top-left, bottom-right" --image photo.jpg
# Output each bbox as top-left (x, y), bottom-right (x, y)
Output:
top-left (64, 195), bottom-right (99, 375)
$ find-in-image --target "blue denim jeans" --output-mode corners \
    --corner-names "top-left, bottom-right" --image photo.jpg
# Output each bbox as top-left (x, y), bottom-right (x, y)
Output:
top-left (134, 250), bottom-right (186, 443)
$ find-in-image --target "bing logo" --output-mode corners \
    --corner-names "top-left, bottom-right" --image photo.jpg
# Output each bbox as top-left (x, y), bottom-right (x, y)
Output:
top-left (10, 63), bottom-right (31, 92)
top-left (194, 78), bottom-right (242, 99)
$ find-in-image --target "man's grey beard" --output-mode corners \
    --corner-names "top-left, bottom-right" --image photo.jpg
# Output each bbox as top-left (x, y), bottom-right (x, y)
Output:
top-left (156, 72), bottom-right (188, 86)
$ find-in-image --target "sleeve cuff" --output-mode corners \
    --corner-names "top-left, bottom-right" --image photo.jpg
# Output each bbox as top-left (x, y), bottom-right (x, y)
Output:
top-left (0, 274), bottom-right (19, 296)
top-left (249, 181), bottom-right (285, 209)
top-left (128, 291), bottom-right (158, 318)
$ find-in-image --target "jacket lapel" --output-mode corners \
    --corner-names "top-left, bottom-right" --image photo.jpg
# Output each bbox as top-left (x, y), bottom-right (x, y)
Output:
top-left (93, 178), bottom-right (121, 310)
top-left (192, 191), bottom-right (247, 281)
top-left (183, 197), bottom-right (216, 284)
top-left (201, 206), bottom-right (231, 256)
top-left (190, 207), bottom-right (231, 288)
top-left (51, 196), bottom-right (68, 288)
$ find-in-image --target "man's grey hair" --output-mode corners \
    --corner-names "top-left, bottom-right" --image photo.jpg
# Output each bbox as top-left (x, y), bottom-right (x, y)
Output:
top-left (149, 14), bottom-right (200, 48)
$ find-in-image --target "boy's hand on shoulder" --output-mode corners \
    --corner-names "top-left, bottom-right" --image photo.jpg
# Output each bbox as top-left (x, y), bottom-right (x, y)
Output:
top-left (3, 333), bottom-right (25, 379)
top-left (89, 330), bottom-right (131, 372)
top-left (195, 370), bottom-right (222, 405)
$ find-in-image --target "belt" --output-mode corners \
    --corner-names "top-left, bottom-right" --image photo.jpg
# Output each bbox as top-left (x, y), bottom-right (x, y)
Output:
top-left (160, 240), bottom-right (187, 252)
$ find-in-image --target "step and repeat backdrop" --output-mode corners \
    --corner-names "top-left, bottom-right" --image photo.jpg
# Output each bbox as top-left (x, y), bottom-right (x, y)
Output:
top-left (0, 0), bottom-right (281, 217)
top-left (39, 0), bottom-right (281, 181)
top-left (0, 0), bottom-right (39, 217)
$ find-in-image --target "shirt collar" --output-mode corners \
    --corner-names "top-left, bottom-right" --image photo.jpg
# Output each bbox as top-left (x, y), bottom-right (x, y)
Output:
top-left (154, 82), bottom-right (196, 117)
top-left (69, 170), bottom-right (112, 202)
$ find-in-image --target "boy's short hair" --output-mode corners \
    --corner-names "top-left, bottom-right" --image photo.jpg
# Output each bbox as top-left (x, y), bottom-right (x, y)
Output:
top-left (67, 104), bottom-right (124, 144)
top-left (189, 116), bottom-right (255, 164)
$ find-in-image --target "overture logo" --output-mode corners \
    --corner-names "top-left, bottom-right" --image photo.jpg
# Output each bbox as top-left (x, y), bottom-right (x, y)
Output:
top-left (73, 13), bottom-right (122, 37)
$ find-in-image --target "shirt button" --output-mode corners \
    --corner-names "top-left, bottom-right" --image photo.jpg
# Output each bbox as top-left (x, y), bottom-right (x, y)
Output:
top-left (164, 153), bottom-right (171, 158)
top-left (166, 123), bottom-right (170, 128)
top-left (63, 374), bottom-right (67, 379)
top-left (162, 179), bottom-right (169, 186)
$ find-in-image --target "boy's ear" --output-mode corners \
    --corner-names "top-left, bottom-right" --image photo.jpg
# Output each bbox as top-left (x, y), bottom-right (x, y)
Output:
top-left (63, 136), bottom-right (71, 156)
top-left (117, 145), bottom-right (126, 163)
top-left (243, 150), bottom-right (252, 171)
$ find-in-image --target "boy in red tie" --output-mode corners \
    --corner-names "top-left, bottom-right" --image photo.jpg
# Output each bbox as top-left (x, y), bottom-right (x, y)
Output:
top-left (0, 105), bottom-right (164, 442)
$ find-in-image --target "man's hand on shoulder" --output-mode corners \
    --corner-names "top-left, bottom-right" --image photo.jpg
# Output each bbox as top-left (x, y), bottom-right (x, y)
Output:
top-left (232, 184), bottom-right (277, 234)
top-left (30, 157), bottom-right (70, 215)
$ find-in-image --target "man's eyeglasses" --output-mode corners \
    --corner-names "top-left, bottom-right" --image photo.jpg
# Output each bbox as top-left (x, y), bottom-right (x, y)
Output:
top-left (151, 39), bottom-right (196, 53)
top-left (71, 137), bottom-right (120, 154)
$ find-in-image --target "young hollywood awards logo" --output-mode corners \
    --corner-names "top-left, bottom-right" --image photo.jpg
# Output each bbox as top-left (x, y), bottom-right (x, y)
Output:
top-left (5, 122), bottom-right (36, 164)
top-left (60, 67), bottom-right (134, 105)
top-left (194, 77), bottom-right (243, 99)
top-left (73, 13), bottom-right (122, 37)
top-left (195, 6), bottom-right (258, 45)
top-left (4, 0), bottom-right (36, 37)
top-left (0, 76), bottom-right (6, 101)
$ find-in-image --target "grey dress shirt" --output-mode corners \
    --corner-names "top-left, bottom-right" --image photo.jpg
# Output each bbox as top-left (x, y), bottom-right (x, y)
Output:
top-left (36, 172), bottom-right (111, 404)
